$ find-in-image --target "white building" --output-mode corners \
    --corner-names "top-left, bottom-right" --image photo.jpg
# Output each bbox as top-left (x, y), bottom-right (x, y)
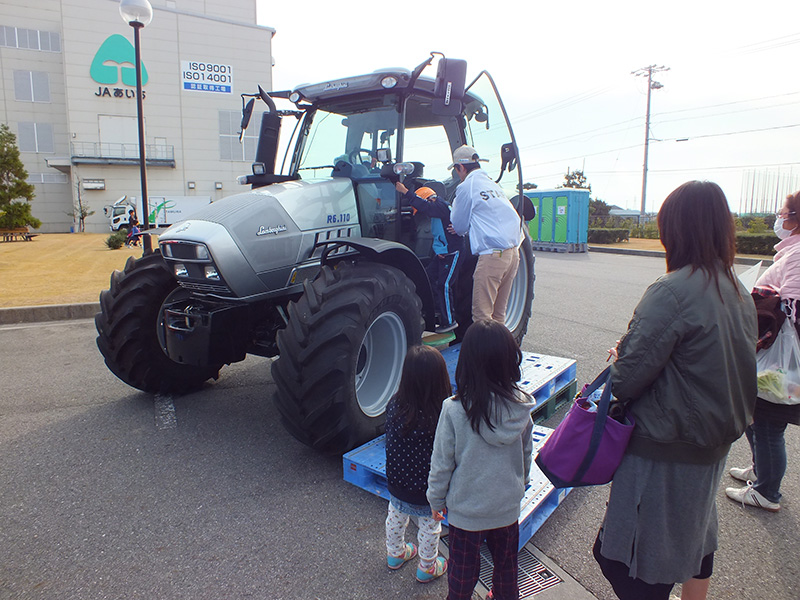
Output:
top-left (0, 0), bottom-right (274, 232)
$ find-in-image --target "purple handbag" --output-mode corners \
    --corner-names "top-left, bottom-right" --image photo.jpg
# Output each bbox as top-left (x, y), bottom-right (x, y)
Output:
top-left (535, 366), bottom-right (634, 488)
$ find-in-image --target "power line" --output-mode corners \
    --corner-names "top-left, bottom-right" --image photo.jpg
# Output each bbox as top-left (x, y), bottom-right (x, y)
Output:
top-left (512, 86), bottom-right (614, 122)
top-left (654, 99), bottom-right (800, 126)
top-left (734, 32), bottom-right (800, 55)
top-left (585, 161), bottom-right (800, 175)
top-left (522, 93), bottom-right (800, 151)
top-left (523, 143), bottom-right (643, 168)
top-left (521, 121), bottom-right (799, 172)
top-left (660, 122), bottom-right (800, 142)
top-left (654, 90), bottom-right (800, 117)
top-left (518, 119), bottom-right (642, 151)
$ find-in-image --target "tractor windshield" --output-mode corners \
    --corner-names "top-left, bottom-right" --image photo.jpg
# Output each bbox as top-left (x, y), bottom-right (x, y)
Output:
top-left (296, 97), bottom-right (400, 177)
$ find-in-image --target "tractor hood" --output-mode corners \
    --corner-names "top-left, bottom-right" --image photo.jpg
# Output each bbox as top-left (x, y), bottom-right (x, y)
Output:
top-left (159, 178), bottom-right (359, 298)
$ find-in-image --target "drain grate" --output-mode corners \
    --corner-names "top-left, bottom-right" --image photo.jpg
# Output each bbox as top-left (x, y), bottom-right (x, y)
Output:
top-left (440, 536), bottom-right (562, 598)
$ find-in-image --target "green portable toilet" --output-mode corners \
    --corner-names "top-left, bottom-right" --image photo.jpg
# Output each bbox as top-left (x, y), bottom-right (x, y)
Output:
top-left (525, 189), bottom-right (589, 253)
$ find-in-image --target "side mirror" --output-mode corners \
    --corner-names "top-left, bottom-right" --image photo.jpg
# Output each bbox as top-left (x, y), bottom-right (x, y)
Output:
top-left (239, 98), bottom-right (255, 141)
top-left (432, 58), bottom-right (467, 116)
top-left (376, 147), bottom-right (392, 163)
top-left (500, 143), bottom-right (518, 173)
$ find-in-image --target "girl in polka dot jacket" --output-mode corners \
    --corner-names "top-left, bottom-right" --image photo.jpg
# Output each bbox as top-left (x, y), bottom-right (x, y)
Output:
top-left (384, 345), bottom-right (451, 583)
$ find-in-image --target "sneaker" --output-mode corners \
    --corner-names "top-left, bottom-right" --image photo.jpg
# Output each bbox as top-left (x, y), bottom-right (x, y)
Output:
top-left (415, 556), bottom-right (447, 583)
top-left (387, 542), bottom-right (417, 570)
top-left (435, 321), bottom-right (458, 334)
top-left (725, 484), bottom-right (780, 512)
top-left (729, 466), bottom-right (755, 482)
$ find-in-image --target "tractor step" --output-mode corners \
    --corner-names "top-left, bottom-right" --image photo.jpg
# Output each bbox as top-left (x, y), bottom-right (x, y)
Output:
top-left (421, 330), bottom-right (457, 348)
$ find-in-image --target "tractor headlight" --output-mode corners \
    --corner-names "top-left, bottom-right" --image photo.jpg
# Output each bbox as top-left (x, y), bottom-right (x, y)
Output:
top-left (381, 76), bottom-right (398, 89)
top-left (204, 266), bottom-right (220, 280)
top-left (174, 263), bottom-right (188, 278)
top-left (195, 245), bottom-right (209, 260)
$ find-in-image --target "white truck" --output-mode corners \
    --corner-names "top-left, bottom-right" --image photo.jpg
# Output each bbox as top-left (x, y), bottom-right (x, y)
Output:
top-left (103, 196), bottom-right (137, 232)
top-left (103, 195), bottom-right (213, 231)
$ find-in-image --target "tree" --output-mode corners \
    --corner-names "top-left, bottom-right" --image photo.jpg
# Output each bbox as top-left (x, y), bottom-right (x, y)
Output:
top-left (519, 182), bottom-right (538, 191)
top-left (590, 198), bottom-right (611, 217)
top-left (747, 217), bottom-right (768, 234)
top-left (0, 123), bottom-right (40, 229)
top-left (69, 178), bottom-right (95, 232)
top-left (559, 168), bottom-right (591, 191)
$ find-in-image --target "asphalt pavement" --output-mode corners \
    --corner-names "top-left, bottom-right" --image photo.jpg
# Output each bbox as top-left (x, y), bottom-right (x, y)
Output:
top-left (0, 250), bottom-right (797, 600)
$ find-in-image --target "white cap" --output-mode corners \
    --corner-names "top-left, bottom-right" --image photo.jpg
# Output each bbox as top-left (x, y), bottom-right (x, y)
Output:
top-left (448, 145), bottom-right (489, 169)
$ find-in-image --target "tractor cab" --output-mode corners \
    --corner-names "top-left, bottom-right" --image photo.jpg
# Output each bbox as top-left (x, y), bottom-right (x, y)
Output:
top-left (239, 54), bottom-right (524, 262)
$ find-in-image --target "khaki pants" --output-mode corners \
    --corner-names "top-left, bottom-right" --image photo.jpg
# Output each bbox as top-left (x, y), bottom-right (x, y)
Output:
top-left (472, 248), bottom-right (520, 324)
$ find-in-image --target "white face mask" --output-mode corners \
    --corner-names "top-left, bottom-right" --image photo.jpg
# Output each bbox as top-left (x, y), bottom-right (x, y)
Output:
top-left (774, 216), bottom-right (796, 240)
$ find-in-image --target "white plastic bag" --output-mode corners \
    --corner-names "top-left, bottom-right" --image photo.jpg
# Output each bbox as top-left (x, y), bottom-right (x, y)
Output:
top-left (756, 319), bottom-right (800, 405)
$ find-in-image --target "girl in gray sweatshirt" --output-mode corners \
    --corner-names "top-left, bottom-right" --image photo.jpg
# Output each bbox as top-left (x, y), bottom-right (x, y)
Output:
top-left (427, 319), bottom-right (534, 600)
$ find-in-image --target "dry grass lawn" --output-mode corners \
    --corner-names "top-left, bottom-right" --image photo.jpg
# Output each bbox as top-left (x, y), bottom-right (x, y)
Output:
top-left (0, 233), bottom-right (151, 308)
top-left (0, 233), bottom-right (768, 309)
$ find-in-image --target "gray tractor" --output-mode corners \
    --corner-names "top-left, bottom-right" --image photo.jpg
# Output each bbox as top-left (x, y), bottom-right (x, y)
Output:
top-left (95, 54), bottom-right (535, 454)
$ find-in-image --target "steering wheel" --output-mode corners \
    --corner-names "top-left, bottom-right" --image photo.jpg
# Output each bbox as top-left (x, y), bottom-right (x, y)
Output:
top-left (348, 148), bottom-right (377, 165)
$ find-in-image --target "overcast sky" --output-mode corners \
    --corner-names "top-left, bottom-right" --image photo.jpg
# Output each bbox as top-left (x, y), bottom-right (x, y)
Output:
top-left (256, 0), bottom-right (799, 214)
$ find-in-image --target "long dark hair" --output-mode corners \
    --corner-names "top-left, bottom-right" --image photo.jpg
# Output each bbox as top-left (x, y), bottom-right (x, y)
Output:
top-left (658, 180), bottom-right (740, 298)
top-left (393, 344), bottom-right (452, 435)
top-left (455, 319), bottom-right (523, 433)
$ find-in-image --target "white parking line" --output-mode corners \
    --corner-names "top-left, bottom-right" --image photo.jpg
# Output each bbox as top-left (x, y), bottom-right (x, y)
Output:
top-left (154, 394), bottom-right (177, 430)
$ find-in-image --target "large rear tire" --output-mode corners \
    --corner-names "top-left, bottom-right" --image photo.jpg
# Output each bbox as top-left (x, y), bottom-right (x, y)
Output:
top-left (95, 251), bottom-right (221, 393)
top-left (505, 234), bottom-right (535, 344)
top-left (272, 262), bottom-right (424, 454)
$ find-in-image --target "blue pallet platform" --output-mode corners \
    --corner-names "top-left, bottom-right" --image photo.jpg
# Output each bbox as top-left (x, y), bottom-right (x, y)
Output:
top-left (439, 347), bottom-right (577, 423)
top-left (343, 425), bottom-right (569, 551)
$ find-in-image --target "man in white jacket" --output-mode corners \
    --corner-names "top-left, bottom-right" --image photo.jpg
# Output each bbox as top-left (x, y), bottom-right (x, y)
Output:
top-left (449, 145), bottom-right (523, 325)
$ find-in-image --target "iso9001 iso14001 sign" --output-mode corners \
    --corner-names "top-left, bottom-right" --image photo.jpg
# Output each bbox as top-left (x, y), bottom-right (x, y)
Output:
top-left (181, 61), bottom-right (233, 94)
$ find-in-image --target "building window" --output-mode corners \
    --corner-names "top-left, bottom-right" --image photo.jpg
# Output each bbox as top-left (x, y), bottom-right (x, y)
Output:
top-left (14, 71), bottom-right (50, 102)
top-left (219, 110), bottom-right (258, 161)
top-left (18, 122), bottom-right (54, 153)
top-left (0, 27), bottom-right (60, 52)
top-left (27, 172), bottom-right (68, 184)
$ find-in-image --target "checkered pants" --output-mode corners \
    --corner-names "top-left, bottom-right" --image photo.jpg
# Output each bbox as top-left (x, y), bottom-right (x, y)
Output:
top-left (446, 522), bottom-right (519, 600)
top-left (385, 502), bottom-right (441, 567)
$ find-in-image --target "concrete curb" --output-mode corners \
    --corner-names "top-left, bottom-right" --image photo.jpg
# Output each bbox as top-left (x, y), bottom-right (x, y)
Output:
top-left (0, 302), bottom-right (99, 326)
top-left (588, 245), bottom-right (773, 267)
top-left (0, 248), bottom-right (773, 325)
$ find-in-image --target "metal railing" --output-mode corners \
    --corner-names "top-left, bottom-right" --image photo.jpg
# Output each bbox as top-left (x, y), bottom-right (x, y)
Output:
top-left (71, 142), bottom-right (174, 161)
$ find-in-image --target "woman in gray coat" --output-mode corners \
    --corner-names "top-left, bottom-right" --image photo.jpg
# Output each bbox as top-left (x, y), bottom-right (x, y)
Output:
top-left (595, 181), bottom-right (757, 600)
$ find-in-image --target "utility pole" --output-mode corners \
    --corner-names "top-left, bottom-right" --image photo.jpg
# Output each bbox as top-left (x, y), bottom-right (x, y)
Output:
top-left (632, 65), bottom-right (669, 217)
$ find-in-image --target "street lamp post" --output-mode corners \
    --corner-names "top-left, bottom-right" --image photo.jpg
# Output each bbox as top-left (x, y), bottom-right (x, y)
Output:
top-left (119, 0), bottom-right (153, 231)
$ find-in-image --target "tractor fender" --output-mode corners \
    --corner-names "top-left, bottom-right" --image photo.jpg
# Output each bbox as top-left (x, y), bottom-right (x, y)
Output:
top-left (316, 238), bottom-right (436, 331)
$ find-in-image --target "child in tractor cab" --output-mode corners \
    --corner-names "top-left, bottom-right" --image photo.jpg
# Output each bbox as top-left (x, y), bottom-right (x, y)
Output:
top-left (395, 182), bottom-right (462, 334)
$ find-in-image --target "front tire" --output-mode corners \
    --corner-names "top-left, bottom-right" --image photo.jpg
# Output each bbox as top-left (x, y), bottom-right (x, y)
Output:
top-left (272, 262), bottom-right (424, 454)
top-left (95, 251), bottom-right (222, 393)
